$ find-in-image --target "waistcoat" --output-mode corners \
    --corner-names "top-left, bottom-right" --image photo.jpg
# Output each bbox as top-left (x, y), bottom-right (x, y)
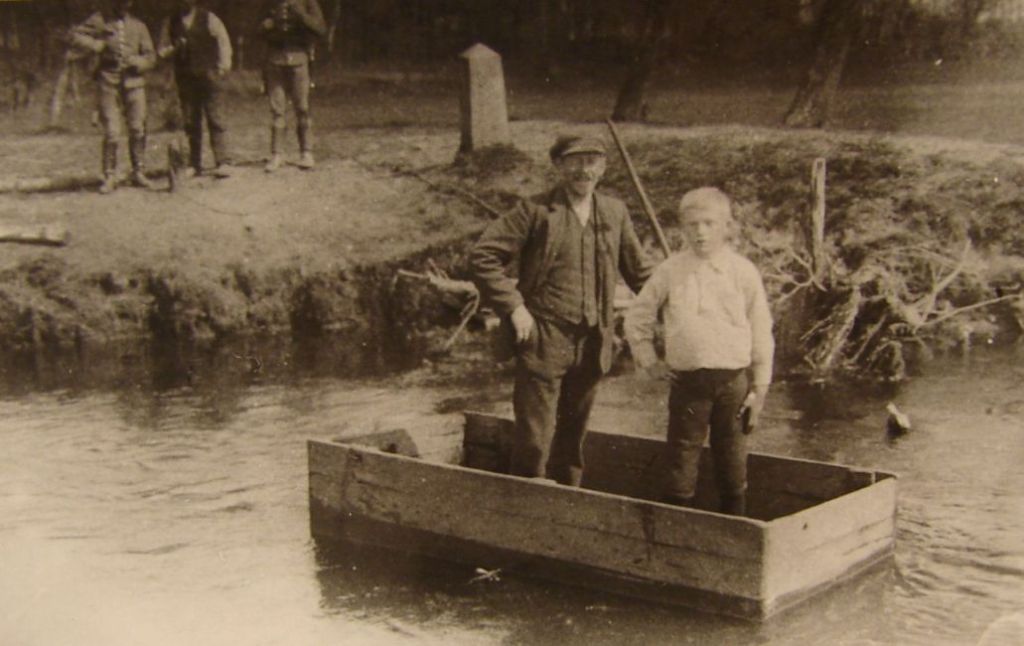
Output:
top-left (530, 212), bottom-right (599, 326)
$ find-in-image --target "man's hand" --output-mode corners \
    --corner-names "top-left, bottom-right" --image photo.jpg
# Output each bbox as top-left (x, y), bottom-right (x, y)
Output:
top-left (737, 385), bottom-right (769, 435)
top-left (510, 304), bottom-right (535, 344)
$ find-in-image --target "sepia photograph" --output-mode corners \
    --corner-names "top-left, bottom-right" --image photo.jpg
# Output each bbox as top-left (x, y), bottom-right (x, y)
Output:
top-left (0, 0), bottom-right (1022, 644)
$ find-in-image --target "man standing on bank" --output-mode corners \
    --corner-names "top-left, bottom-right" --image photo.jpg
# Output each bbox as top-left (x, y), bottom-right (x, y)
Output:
top-left (71, 0), bottom-right (156, 194)
top-left (259, 0), bottom-right (326, 172)
top-left (157, 0), bottom-right (234, 179)
top-left (470, 135), bottom-right (653, 486)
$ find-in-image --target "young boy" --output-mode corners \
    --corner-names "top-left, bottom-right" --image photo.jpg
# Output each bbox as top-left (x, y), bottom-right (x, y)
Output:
top-left (623, 187), bottom-right (774, 515)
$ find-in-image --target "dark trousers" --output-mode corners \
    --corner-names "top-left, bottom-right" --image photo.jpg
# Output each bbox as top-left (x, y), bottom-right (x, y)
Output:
top-left (666, 368), bottom-right (749, 501)
top-left (512, 317), bottom-right (604, 486)
top-left (176, 71), bottom-right (229, 169)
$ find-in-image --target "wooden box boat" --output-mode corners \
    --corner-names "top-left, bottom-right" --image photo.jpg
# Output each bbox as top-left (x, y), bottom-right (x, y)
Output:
top-left (308, 411), bottom-right (897, 621)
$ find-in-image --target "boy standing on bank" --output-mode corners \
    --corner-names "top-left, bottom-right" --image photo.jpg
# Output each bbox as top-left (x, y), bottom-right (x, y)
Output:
top-left (624, 187), bottom-right (774, 516)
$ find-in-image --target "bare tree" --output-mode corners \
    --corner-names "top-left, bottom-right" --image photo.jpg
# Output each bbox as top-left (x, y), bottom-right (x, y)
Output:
top-left (611, 0), bottom-right (674, 122)
top-left (783, 0), bottom-right (861, 128)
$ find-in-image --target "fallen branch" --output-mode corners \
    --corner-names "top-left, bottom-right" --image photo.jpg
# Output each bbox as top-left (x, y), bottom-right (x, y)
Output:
top-left (396, 268), bottom-right (480, 351)
top-left (909, 238), bottom-right (972, 329)
top-left (0, 223), bottom-right (70, 246)
top-left (920, 294), bottom-right (1020, 329)
top-left (0, 170), bottom-right (168, 195)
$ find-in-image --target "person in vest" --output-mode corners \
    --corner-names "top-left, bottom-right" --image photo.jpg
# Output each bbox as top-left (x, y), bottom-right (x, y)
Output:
top-left (70, 0), bottom-right (156, 194)
top-left (157, 0), bottom-right (234, 179)
top-left (470, 135), bottom-right (654, 486)
top-left (259, 0), bottom-right (326, 172)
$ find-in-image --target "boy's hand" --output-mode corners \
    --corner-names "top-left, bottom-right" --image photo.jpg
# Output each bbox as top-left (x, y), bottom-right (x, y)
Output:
top-left (737, 386), bottom-right (768, 434)
top-left (643, 362), bottom-right (670, 381)
top-left (510, 304), bottom-right (535, 344)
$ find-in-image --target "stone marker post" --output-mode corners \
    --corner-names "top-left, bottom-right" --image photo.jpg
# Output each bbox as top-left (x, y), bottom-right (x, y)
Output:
top-left (458, 43), bottom-right (511, 153)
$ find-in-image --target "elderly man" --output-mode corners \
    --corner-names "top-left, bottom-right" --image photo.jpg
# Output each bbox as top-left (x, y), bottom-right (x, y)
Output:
top-left (71, 0), bottom-right (156, 194)
top-left (259, 0), bottom-right (326, 172)
top-left (470, 135), bottom-right (653, 486)
top-left (157, 0), bottom-right (234, 179)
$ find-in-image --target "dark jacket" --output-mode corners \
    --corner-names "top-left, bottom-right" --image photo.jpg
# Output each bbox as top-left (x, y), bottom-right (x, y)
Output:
top-left (260, 0), bottom-right (326, 65)
top-left (471, 187), bottom-right (653, 370)
top-left (158, 8), bottom-right (233, 77)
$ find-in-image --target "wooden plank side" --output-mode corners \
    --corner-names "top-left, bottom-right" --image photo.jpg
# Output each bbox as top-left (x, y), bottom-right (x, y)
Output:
top-left (763, 478), bottom-right (897, 600)
top-left (309, 440), bottom-right (353, 539)
top-left (463, 412), bottom-right (891, 520)
top-left (338, 447), bottom-right (767, 598)
top-left (763, 526), bottom-right (895, 613)
top-left (325, 513), bottom-right (769, 621)
top-left (748, 453), bottom-right (869, 502)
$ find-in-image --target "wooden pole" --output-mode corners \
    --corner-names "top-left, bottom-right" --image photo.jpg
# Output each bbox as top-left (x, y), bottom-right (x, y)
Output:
top-left (810, 157), bottom-right (827, 280)
top-left (605, 119), bottom-right (671, 257)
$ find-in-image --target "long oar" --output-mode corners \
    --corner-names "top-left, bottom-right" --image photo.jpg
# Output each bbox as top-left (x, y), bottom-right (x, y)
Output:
top-left (606, 119), bottom-right (671, 257)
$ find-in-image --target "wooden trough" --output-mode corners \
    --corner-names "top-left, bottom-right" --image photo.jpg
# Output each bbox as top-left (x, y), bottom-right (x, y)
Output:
top-left (308, 412), bottom-right (897, 621)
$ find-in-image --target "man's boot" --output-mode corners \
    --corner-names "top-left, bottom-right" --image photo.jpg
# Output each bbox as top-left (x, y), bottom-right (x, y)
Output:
top-left (99, 141), bottom-right (118, 195)
top-left (129, 135), bottom-right (156, 189)
top-left (265, 126), bottom-right (284, 173)
top-left (296, 121), bottom-right (314, 169)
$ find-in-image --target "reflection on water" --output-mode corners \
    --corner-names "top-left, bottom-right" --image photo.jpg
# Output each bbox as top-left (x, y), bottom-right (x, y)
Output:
top-left (0, 337), bottom-right (1022, 646)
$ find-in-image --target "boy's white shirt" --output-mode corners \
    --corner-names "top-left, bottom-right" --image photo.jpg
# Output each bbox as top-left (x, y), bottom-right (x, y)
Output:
top-left (623, 246), bottom-right (775, 386)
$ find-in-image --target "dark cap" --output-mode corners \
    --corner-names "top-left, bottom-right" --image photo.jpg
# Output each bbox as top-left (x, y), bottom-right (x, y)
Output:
top-left (549, 135), bottom-right (607, 162)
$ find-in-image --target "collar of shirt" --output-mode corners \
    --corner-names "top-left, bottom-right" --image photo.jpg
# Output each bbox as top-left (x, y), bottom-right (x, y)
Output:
top-left (557, 188), bottom-right (595, 227)
top-left (680, 248), bottom-right (732, 273)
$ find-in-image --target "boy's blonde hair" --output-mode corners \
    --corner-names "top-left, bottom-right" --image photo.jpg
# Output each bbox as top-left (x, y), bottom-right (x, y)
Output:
top-left (677, 187), bottom-right (734, 222)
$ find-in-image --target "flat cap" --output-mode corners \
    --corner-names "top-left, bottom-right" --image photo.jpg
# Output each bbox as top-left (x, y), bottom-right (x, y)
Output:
top-left (549, 135), bottom-right (607, 162)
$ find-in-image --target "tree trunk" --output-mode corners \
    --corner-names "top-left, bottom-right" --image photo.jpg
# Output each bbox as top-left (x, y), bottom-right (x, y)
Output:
top-left (611, 43), bottom-right (657, 122)
top-left (611, 0), bottom-right (671, 122)
top-left (783, 0), bottom-right (860, 128)
top-left (325, 0), bottom-right (342, 56)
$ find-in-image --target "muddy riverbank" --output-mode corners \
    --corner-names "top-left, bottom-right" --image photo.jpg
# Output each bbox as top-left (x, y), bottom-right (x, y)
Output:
top-left (0, 122), bottom-right (1021, 379)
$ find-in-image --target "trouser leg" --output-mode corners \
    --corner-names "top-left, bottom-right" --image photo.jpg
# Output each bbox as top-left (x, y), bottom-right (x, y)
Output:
top-left (124, 86), bottom-right (148, 174)
top-left (511, 317), bottom-right (574, 480)
top-left (97, 83), bottom-right (122, 193)
top-left (548, 327), bottom-right (603, 486)
top-left (709, 371), bottom-right (750, 515)
top-left (177, 73), bottom-right (203, 170)
top-left (98, 83), bottom-right (122, 177)
top-left (290, 63), bottom-right (312, 153)
top-left (266, 65), bottom-right (287, 155)
top-left (512, 363), bottom-right (560, 479)
top-left (665, 371), bottom-right (713, 501)
top-left (204, 74), bottom-right (229, 165)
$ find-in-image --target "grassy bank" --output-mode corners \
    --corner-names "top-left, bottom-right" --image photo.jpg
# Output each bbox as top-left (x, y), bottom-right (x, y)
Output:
top-left (0, 65), bottom-right (1022, 379)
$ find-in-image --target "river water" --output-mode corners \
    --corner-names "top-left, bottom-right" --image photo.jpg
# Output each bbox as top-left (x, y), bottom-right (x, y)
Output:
top-left (1, 338), bottom-right (1022, 646)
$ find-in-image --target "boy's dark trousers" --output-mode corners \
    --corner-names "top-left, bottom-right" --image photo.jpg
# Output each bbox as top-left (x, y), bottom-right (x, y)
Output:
top-left (176, 69), bottom-right (229, 170)
top-left (666, 368), bottom-right (749, 514)
top-left (511, 317), bottom-right (604, 487)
